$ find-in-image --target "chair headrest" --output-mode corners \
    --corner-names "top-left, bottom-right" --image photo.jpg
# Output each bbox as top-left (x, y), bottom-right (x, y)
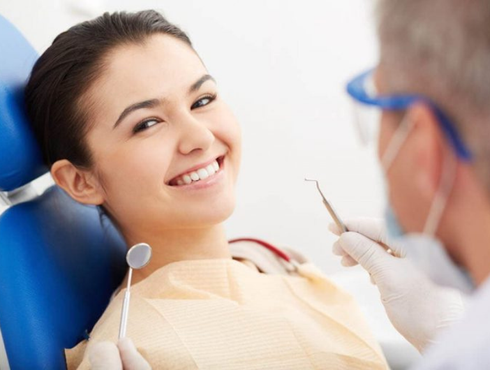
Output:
top-left (0, 15), bottom-right (47, 192)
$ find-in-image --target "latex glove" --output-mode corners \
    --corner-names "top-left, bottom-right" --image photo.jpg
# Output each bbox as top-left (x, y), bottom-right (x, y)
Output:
top-left (329, 218), bottom-right (465, 353)
top-left (89, 337), bottom-right (152, 370)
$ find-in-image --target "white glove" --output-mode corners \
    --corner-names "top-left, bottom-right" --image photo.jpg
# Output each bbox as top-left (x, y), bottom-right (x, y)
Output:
top-left (329, 218), bottom-right (465, 352)
top-left (89, 337), bottom-right (152, 370)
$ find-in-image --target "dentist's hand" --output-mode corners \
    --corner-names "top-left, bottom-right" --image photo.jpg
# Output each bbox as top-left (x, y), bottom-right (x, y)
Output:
top-left (329, 218), bottom-right (465, 352)
top-left (89, 337), bottom-right (151, 370)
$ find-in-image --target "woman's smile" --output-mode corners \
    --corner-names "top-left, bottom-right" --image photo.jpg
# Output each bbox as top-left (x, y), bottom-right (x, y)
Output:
top-left (168, 155), bottom-right (224, 186)
top-left (168, 155), bottom-right (226, 190)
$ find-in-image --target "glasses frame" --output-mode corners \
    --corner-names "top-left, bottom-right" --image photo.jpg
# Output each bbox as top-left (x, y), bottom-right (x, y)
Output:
top-left (346, 69), bottom-right (473, 161)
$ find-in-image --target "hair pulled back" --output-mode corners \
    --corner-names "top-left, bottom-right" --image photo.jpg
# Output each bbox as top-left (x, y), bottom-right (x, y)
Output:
top-left (25, 10), bottom-right (192, 168)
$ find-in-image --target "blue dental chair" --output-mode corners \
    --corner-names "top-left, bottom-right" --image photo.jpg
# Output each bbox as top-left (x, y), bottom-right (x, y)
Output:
top-left (0, 15), bottom-right (127, 370)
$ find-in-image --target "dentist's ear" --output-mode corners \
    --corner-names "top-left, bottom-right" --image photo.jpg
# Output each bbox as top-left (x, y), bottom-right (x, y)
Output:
top-left (50, 159), bottom-right (105, 205)
top-left (406, 103), bottom-right (448, 201)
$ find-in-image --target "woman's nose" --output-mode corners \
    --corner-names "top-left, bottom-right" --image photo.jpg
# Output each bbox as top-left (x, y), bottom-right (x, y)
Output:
top-left (177, 114), bottom-right (215, 155)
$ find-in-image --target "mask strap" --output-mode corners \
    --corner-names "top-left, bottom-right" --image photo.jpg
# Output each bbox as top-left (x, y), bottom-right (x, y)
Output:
top-left (381, 114), bottom-right (414, 171)
top-left (423, 151), bottom-right (457, 236)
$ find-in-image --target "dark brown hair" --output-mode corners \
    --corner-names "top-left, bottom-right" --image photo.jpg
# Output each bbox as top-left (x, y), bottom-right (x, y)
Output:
top-left (25, 10), bottom-right (192, 168)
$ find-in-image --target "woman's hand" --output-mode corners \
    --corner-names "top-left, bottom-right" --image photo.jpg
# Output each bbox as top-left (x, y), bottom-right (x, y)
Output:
top-left (89, 338), bottom-right (151, 370)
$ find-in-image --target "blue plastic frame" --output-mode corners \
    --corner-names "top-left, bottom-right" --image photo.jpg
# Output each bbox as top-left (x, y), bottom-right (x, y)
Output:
top-left (346, 69), bottom-right (473, 161)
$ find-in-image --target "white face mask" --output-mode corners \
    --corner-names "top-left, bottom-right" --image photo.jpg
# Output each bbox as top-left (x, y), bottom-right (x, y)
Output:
top-left (381, 114), bottom-right (475, 294)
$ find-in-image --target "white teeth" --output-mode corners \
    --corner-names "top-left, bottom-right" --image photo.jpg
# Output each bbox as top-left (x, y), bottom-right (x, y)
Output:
top-left (197, 168), bottom-right (209, 180)
top-left (206, 164), bottom-right (216, 175)
top-left (173, 159), bottom-right (221, 186)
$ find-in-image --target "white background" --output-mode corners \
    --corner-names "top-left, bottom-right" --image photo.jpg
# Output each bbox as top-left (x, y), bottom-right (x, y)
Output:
top-left (0, 0), bottom-right (384, 274)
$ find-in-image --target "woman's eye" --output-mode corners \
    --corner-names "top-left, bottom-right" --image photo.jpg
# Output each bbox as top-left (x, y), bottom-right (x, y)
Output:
top-left (133, 119), bottom-right (160, 134)
top-left (191, 94), bottom-right (217, 110)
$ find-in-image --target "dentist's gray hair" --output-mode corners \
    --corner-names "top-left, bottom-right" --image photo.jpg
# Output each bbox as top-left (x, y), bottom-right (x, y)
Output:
top-left (376, 0), bottom-right (490, 188)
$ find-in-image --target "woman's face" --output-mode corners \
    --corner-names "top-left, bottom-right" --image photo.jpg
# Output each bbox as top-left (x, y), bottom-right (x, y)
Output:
top-left (83, 34), bottom-right (241, 236)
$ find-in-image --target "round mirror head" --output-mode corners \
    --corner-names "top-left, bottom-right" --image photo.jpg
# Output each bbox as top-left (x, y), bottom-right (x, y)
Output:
top-left (126, 243), bottom-right (152, 269)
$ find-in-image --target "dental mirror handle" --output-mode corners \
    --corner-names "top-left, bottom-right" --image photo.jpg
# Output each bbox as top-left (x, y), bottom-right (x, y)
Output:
top-left (119, 291), bottom-right (131, 338)
top-left (118, 268), bottom-right (133, 339)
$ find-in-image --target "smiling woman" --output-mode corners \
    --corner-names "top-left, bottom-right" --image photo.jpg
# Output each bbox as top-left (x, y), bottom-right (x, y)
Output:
top-left (55, 32), bottom-right (241, 242)
top-left (25, 10), bottom-right (388, 370)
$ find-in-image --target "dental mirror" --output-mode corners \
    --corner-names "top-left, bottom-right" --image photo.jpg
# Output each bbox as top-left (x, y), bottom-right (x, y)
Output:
top-left (127, 243), bottom-right (152, 269)
top-left (119, 243), bottom-right (152, 339)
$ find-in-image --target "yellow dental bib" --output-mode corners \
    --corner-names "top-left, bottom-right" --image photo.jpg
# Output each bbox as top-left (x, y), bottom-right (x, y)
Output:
top-left (66, 258), bottom-right (387, 369)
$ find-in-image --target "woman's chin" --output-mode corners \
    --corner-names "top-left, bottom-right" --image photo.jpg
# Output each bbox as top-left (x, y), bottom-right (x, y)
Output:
top-left (195, 200), bottom-right (236, 226)
top-left (169, 197), bottom-right (236, 229)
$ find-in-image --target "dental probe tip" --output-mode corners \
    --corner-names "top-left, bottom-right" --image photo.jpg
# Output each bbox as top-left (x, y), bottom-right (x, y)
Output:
top-left (304, 178), bottom-right (318, 183)
top-left (304, 178), bottom-right (327, 201)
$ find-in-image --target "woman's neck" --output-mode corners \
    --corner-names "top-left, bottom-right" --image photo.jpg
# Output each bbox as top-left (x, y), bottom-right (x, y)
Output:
top-left (125, 224), bottom-right (231, 285)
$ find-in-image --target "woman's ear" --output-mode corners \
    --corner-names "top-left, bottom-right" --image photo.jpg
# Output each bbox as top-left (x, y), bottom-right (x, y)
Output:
top-left (50, 159), bottom-right (105, 205)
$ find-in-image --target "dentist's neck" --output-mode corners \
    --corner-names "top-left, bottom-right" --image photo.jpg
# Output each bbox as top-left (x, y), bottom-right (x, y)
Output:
top-left (446, 208), bottom-right (490, 287)
top-left (126, 224), bottom-right (231, 285)
top-left (443, 165), bottom-right (490, 287)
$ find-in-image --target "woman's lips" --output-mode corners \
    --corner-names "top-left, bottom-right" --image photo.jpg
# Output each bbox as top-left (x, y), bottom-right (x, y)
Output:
top-left (169, 156), bottom-right (224, 186)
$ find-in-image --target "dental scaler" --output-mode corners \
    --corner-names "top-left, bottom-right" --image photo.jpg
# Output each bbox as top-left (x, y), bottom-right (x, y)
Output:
top-left (305, 178), bottom-right (348, 233)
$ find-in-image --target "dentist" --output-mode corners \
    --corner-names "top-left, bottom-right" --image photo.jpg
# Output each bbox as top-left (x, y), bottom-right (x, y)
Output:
top-left (331, 0), bottom-right (490, 368)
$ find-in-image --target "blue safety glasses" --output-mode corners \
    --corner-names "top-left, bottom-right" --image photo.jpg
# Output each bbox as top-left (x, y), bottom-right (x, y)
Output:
top-left (346, 69), bottom-right (473, 161)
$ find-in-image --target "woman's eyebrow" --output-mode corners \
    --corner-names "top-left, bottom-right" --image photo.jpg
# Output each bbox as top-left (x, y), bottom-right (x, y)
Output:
top-left (189, 74), bottom-right (215, 93)
top-left (113, 99), bottom-right (160, 129)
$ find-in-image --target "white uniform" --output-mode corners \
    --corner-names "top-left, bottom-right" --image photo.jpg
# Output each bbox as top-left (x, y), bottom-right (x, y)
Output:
top-left (411, 276), bottom-right (490, 370)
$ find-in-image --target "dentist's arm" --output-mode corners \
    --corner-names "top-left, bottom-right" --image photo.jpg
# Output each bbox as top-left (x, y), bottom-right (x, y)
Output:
top-left (89, 338), bottom-right (151, 370)
top-left (329, 218), bottom-right (465, 352)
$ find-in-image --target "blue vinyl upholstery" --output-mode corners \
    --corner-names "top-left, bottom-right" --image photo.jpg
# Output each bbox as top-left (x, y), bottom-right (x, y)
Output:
top-left (0, 15), bottom-right (46, 192)
top-left (0, 15), bottom-right (126, 369)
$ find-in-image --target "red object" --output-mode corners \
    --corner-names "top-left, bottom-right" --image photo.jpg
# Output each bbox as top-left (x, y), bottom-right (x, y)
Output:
top-left (229, 238), bottom-right (292, 263)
